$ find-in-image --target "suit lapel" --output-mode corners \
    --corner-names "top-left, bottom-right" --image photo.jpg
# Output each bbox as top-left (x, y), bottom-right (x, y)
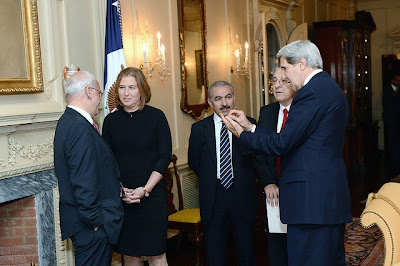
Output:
top-left (66, 107), bottom-right (109, 149)
top-left (204, 116), bottom-right (217, 163)
top-left (66, 107), bottom-right (97, 133)
top-left (232, 132), bottom-right (238, 162)
top-left (268, 104), bottom-right (280, 131)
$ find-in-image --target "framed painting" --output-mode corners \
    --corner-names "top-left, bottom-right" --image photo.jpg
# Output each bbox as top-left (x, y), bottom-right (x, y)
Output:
top-left (0, 0), bottom-right (43, 94)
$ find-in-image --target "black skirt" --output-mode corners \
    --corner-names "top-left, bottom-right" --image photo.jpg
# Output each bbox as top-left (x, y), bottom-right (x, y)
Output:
top-left (115, 182), bottom-right (168, 256)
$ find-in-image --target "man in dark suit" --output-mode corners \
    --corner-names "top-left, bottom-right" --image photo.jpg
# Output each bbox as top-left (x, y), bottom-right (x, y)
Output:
top-left (255, 68), bottom-right (296, 266)
top-left (382, 71), bottom-right (400, 178)
top-left (54, 71), bottom-right (124, 266)
top-left (188, 81), bottom-right (257, 266)
top-left (222, 40), bottom-right (352, 266)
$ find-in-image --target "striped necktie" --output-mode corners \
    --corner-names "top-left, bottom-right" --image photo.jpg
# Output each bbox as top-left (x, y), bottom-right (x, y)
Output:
top-left (220, 123), bottom-right (233, 189)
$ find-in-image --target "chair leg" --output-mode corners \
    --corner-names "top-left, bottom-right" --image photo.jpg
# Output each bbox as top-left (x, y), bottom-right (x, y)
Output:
top-left (175, 231), bottom-right (182, 251)
top-left (194, 232), bottom-right (202, 266)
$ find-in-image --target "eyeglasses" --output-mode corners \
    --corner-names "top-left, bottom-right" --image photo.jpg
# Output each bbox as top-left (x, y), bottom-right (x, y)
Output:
top-left (88, 86), bottom-right (103, 96)
top-left (272, 78), bottom-right (291, 85)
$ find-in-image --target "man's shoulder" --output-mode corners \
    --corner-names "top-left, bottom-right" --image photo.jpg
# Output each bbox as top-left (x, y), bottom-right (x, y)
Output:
top-left (260, 102), bottom-right (279, 113)
top-left (193, 115), bottom-right (212, 127)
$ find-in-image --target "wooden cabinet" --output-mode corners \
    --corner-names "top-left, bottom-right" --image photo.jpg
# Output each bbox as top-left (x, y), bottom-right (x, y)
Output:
top-left (313, 15), bottom-right (377, 170)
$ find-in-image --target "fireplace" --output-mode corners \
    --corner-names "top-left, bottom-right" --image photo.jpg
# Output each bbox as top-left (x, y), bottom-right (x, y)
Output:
top-left (0, 169), bottom-right (58, 265)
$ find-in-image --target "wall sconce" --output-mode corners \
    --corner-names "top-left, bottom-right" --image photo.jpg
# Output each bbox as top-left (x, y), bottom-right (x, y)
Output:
top-left (139, 21), bottom-right (170, 80)
top-left (231, 34), bottom-right (250, 78)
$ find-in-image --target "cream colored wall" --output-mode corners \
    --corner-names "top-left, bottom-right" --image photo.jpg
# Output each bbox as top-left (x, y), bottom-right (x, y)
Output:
top-left (119, 0), bottom-right (192, 164)
top-left (358, 0), bottom-right (400, 149)
top-left (0, 0), bottom-right (105, 179)
top-left (118, 0), bottom-right (257, 164)
top-left (0, 0), bottom-right (362, 179)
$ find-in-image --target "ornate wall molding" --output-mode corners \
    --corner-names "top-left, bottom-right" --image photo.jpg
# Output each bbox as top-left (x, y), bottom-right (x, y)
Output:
top-left (0, 113), bottom-right (62, 128)
top-left (44, 84), bottom-right (52, 99)
top-left (0, 162), bottom-right (54, 179)
top-left (286, 1), bottom-right (297, 37)
top-left (257, 0), bottom-right (302, 12)
top-left (0, 121), bottom-right (57, 135)
top-left (0, 121), bottom-right (56, 179)
top-left (8, 135), bottom-right (53, 166)
top-left (389, 28), bottom-right (400, 54)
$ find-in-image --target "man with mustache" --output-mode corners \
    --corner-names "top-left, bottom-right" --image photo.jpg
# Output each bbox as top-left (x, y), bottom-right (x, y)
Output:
top-left (188, 81), bottom-right (258, 265)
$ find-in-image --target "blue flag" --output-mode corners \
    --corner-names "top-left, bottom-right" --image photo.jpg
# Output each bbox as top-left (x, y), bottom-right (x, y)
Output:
top-left (104, 0), bottom-right (126, 115)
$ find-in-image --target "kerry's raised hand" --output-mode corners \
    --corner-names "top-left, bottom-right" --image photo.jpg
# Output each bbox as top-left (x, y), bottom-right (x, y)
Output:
top-left (227, 110), bottom-right (254, 131)
top-left (220, 114), bottom-right (242, 138)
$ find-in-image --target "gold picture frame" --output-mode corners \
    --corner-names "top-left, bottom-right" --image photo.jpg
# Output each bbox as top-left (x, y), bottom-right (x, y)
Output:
top-left (0, 0), bottom-right (43, 94)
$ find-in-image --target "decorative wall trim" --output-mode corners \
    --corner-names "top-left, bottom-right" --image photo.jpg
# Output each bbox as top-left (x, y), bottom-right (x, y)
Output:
top-left (257, 0), bottom-right (302, 12)
top-left (0, 162), bottom-right (54, 180)
top-left (286, 1), bottom-right (297, 36)
top-left (0, 121), bottom-right (57, 135)
top-left (8, 135), bottom-right (53, 166)
top-left (389, 28), bottom-right (400, 54)
top-left (44, 84), bottom-right (52, 99)
top-left (0, 113), bottom-right (62, 127)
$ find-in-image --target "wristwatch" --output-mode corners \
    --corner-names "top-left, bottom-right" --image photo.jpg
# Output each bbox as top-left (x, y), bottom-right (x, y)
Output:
top-left (142, 186), bottom-right (150, 197)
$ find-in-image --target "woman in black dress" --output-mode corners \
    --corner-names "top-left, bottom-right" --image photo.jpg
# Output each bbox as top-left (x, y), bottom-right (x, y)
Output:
top-left (103, 67), bottom-right (172, 266)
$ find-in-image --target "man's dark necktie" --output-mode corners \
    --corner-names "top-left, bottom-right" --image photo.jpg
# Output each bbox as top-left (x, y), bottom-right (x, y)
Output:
top-left (276, 108), bottom-right (288, 178)
top-left (220, 123), bottom-right (233, 189)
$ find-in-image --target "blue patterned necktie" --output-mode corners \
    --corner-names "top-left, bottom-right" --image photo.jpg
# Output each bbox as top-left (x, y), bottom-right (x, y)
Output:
top-left (220, 123), bottom-right (233, 189)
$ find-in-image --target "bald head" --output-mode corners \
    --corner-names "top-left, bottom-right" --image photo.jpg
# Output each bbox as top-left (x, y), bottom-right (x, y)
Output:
top-left (64, 71), bottom-right (102, 118)
top-left (65, 71), bottom-right (97, 101)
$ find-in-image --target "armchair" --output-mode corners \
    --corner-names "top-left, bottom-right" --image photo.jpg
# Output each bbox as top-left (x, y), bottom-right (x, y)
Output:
top-left (165, 154), bottom-right (203, 265)
top-left (360, 182), bottom-right (400, 266)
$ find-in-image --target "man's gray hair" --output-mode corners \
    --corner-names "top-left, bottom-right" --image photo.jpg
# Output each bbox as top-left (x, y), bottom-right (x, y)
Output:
top-left (65, 70), bottom-right (97, 97)
top-left (276, 40), bottom-right (323, 69)
top-left (208, 81), bottom-right (234, 99)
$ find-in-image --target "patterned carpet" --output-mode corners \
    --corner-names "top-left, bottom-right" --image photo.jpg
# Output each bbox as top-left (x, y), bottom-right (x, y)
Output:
top-left (345, 218), bottom-right (384, 265)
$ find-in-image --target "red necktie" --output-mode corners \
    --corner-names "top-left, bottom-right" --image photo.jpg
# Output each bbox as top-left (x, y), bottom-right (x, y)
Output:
top-left (276, 108), bottom-right (288, 178)
top-left (92, 121), bottom-right (100, 133)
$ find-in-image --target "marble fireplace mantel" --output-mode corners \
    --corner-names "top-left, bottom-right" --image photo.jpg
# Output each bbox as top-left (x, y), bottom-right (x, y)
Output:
top-left (0, 169), bottom-right (72, 266)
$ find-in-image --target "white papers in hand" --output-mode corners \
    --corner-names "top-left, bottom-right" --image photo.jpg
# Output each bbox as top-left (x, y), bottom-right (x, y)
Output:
top-left (266, 199), bottom-right (287, 233)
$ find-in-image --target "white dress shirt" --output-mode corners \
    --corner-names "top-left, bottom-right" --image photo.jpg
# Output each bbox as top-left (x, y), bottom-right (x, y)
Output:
top-left (303, 69), bottom-right (323, 86)
top-left (277, 104), bottom-right (292, 133)
top-left (68, 105), bottom-right (94, 125)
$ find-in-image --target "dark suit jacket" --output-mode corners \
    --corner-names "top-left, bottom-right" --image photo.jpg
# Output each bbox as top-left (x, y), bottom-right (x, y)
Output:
top-left (254, 102), bottom-right (280, 188)
top-left (54, 107), bottom-right (124, 244)
top-left (188, 115), bottom-right (257, 225)
top-left (382, 84), bottom-right (400, 140)
top-left (241, 71), bottom-right (352, 225)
